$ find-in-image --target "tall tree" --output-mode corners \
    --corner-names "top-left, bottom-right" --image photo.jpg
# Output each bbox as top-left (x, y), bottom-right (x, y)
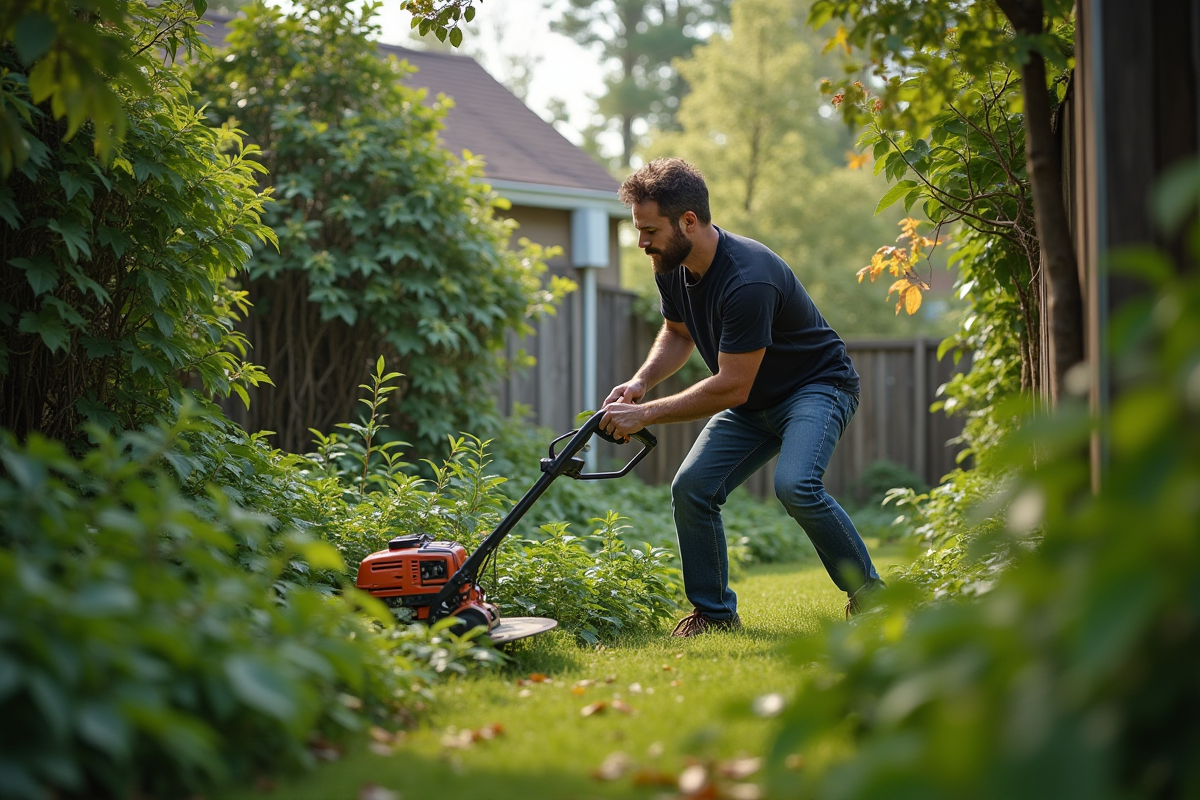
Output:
top-left (551, 0), bottom-right (731, 167)
top-left (813, 0), bottom-right (1081, 402)
top-left (644, 0), bottom-right (950, 337)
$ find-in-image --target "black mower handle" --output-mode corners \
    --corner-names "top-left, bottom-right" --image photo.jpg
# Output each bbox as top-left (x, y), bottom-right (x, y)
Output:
top-left (429, 412), bottom-right (656, 620)
top-left (547, 412), bottom-right (657, 480)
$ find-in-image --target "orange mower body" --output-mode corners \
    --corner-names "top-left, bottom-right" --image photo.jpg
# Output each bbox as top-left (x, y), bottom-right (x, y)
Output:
top-left (356, 534), bottom-right (498, 628)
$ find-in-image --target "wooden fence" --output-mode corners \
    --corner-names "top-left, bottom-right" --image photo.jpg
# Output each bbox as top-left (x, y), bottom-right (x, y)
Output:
top-left (493, 286), bottom-right (970, 498)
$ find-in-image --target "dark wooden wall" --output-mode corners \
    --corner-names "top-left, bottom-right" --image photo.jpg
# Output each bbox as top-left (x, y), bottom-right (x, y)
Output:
top-left (1062, 0), bottom-right (1200, 484)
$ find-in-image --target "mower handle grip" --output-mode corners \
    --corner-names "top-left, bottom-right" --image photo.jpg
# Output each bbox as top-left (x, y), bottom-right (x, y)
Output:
top-left (594, 421), bottom-right (658, 450)
top-left (545, 412), bottom-right (657, 480)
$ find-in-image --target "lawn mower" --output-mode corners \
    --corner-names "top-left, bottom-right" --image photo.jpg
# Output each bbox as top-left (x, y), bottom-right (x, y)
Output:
top-left (355, 413), bottom-right (657, 644)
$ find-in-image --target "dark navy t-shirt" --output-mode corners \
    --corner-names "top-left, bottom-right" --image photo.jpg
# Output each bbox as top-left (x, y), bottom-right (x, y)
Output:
top-left (655, 228), bottom-right (859, 411)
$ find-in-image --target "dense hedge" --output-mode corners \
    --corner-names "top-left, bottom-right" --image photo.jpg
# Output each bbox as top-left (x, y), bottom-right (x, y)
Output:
top-left (0, 412), bottom-right (494, 800)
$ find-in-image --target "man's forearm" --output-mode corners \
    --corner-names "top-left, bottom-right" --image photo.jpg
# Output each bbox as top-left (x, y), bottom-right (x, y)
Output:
top-left (640, 373), bottom-right (748, 425)
top-left (633, 323), bottom-right (694, 391)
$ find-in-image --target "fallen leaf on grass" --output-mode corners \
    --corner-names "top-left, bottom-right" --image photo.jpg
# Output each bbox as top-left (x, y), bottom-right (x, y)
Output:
top-left (670, 680), bottom-right (683, 687)
top-left (529, 673), bottom-right (548, 683)
top-left (440, 723), bottom-right (504, 749)
top-left (785, 753), bottom-right (805, 770)
top-left (580, 700), bottom-right (607, 717)
top-left (629, 682), bottom-right (643, 693)
top-left (518, 689), bottom-right (532, 698)
top-left (358, 783), bottom-right (400, 800)
top-left (605, 674), bottom-right (617, 683)
top-left (675, 652), bottom-right (684, 659)
top-left (610, 699), bottom-right (635, 714)
top-left (632, 767), bottom-right (677, 787)
top-left (590, 751), bottom-right (632, 781)
top-left (441, 729), bottom-right (475, 749)
top-left (662, 664), bottom-right (674, 671)
top-left (726, 783), bottom-right (764, 800)
top-left (679, 763), bottom-right (710, 795)
top-left (717, 757), bottom-right (762, 780)
top-left (475, 722), bottom-right (504, 740)
top-left (752, 693), bottom-right (785, 718)
top-left (367, 721), bottom-right (407, 756)
top-left (309, 736), bottom-right (342, 762)
top-left (571, 685), bottom-right (587, 695)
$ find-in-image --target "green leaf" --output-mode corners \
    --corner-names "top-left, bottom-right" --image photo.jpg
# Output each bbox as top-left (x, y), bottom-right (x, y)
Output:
top-left (46, 219), bottom-right (91, 262)
top-left (59, 170), bottom-right (92, 202)
top-left (18, 308), bottom-right (70, 352)
top-left (231, 382), bottom-right (250, 409)
top-left (903, 184), bottom-right (924, 212)
top-left (0, 185), bottom-right (22, 228)
top-left (449, 26), bottom-right (463, 47)
top-left (77, 702), bottom-right (132, 759)
top-left (9, 257), bottom-right (58, 296)
top-left (875, 180), bottom-right (918, 215)
top-left (193, 0), bottom-right (208, 15)
top-left (464, 5), bottom-right (475, 22)
top-left (14, 12), bottom-right (56, 65)
top-left (224, 656), bottom-right (296, 722)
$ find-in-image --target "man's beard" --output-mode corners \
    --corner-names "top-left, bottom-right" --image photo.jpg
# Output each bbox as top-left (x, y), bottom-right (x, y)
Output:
top-left (647, 225), bottom-right (693, 274)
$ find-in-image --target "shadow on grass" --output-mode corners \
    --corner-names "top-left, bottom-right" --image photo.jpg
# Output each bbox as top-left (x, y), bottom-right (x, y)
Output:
top-left (497, 629), bottom-right (586, 675)
top-left (219, 748), bottom-right (661, 800)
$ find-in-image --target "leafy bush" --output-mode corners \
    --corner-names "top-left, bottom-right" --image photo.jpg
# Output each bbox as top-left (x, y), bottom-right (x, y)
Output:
top-left (0, 1), bottom-right (273, 442)
top-left (763, 162), bottom-right (1200, 800)
top-left (292, 361), bottom-right (685, 643)
top-left (189, 0), bottom-right (572, 454)
top-left (493, 515), bottom-right (679, 645)
top-left (0, 412), bottom-right (442, 800)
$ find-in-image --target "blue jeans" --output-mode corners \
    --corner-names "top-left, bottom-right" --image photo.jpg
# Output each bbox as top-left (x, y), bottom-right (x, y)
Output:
top-left (671, 383), bottom-right (880, 618)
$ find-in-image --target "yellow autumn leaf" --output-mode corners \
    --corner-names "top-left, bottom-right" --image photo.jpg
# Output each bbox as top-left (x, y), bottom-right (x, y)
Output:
top-left (905, 285), bottom-right (923, 315)
top-left (846, 150), bottom-right (870, 170)
top-left (823, 25), bottom-right (850, 55)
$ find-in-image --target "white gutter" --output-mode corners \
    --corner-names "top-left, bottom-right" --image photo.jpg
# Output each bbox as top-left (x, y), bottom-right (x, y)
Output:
top-left (478, 178), bottom-right (628, 217)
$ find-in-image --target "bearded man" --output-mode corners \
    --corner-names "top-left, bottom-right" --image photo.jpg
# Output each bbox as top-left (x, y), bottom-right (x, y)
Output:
top-left (600, 158), bottom-right (882, 636)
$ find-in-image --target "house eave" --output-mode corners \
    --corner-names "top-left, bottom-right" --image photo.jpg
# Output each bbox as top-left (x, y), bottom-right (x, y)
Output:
top-left (478, 178), bottom-right (628, 218)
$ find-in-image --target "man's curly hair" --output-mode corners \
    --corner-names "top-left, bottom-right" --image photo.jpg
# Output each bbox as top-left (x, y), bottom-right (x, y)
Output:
top-left (618, 157), bottom-right (711, 226)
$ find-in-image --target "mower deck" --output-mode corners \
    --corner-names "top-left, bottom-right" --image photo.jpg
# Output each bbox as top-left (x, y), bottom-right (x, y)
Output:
top-left (485, 616), bottom-right (558, 644)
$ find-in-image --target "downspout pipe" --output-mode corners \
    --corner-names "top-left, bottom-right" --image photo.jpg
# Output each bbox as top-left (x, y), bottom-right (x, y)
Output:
top-left (572, 206), bottom-right (610, 472)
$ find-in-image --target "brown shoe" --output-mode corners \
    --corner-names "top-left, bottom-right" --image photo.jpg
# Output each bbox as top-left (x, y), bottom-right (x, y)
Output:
top-left (845, 580), bottom-right (886, 619)
top-left (671, 609), bottom-right (742, 637)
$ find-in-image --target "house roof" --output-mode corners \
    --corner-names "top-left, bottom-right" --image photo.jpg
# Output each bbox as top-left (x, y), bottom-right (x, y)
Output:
top-left (199, 13), bottom-right (620, 200)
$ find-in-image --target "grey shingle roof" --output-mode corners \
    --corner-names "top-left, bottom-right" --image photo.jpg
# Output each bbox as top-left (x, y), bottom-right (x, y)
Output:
top-left (200, 13), bottom-right (618, 195)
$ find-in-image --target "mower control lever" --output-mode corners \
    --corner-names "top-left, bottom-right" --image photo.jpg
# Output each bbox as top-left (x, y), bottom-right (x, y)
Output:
top-left (547, 413), bottom-right (657, 480)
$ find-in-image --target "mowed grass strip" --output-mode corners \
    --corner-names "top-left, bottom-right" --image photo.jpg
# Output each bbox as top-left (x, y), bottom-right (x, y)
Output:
top-left (224, 548), bottom-right (901, 800)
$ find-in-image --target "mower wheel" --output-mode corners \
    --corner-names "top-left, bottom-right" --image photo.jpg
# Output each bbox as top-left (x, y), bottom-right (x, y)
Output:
top-left (448, 605), bottom-right (492, 637)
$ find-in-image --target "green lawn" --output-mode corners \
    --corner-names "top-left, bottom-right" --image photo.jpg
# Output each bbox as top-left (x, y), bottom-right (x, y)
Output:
top-left (223, 547), bottom-right (903, 800)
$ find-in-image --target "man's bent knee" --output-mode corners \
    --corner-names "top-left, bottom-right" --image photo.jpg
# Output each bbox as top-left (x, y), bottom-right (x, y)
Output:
top-left (774, 476), bottom-right (828, 519)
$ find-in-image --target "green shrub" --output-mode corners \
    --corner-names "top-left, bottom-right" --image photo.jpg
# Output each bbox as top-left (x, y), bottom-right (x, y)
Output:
top-left (188, 0), bottom-right (572, 454)
top-left (493, 514), bottom-right (680, 645)
top-left (762, 161), bottom-right (1200, 800)
top-left (300, 362), bottom-right (684, 643)
top-left (0, 0), bottom-right (273, 442)
top-left (0, 412), bottom-right (438, 799)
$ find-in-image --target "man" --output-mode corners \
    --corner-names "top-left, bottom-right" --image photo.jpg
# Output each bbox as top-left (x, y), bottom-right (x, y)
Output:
top-left (600, 158), bottom-right (882, 636)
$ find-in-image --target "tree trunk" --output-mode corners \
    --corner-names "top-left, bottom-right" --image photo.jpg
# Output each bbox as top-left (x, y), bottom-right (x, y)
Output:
top-left (995, 0), bottom-right (1084, 403)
